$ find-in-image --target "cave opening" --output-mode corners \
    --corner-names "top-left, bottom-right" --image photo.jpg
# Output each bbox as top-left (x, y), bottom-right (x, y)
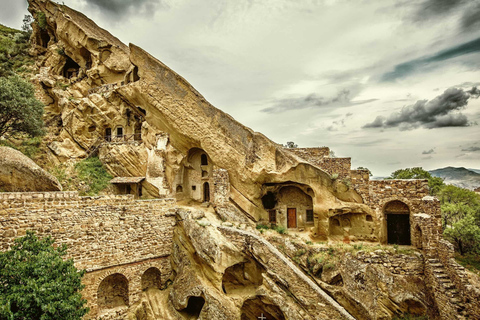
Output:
top-left (180, 296), bottom-right (205, 319)
top-left (222, 261), bottom-right (264, 295)
top-left (63, 56), bottom-right (80, 79)
top-left (241, 297), bottom-right (286, 320)
top-left (262, 191), bottom-right (276, 210)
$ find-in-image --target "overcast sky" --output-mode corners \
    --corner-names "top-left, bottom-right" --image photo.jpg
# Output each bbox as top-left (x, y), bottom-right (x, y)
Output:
top-left (1, 0), bottom-right (479, 176)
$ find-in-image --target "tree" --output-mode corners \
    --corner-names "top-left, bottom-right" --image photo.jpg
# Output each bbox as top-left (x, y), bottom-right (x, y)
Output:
top-left (438, 185), bottom-right (480, 228)
top-left (0, 231), bottom-right (89, 319)
top-left (0, 75), bottom-right (45, 138)
top-left (444, 215), bottom-right (480, 255)
top-left (388, 167), bottom-right (444, 195)
top-left (356, 166), bottom-right (373, 176)
top-left (285, 141), bottom-right (298, 148)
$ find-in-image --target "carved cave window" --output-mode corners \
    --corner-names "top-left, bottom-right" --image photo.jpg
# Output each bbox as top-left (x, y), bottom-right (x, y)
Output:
top-left (306, 209), bottom-right (314, 222)
top-left (201, 154), bottom-right (208, 166)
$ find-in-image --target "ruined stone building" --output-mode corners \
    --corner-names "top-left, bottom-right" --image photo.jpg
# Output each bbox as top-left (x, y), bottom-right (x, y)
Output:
top-left (0, 0), bottom-right (479, 319)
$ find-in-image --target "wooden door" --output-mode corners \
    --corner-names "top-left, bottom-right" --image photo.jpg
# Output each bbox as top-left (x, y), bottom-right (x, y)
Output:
top-left (387, 214), bottom-right (411, 245)
top-left (287, 208), bottom-right (296, 228)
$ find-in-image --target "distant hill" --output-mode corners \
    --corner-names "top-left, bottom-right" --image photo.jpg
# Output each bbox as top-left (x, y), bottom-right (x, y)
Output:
top-left (429, 167), bottom-right (480, 190)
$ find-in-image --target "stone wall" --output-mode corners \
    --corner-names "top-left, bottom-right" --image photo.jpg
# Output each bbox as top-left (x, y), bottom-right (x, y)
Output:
top-left (286, 147), bottom-right (351, 178)
top-left (350, 169), bottom-right (370, 202)
top-left (0, 191), bottom-right (177, 318)
top-left (354, 250), bottom-right (424, 276)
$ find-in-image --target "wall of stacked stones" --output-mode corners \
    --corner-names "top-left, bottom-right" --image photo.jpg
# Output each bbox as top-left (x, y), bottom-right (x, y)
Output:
top-left (0, 191), bottom-right (177, 318)
top-left (0, 192), bottom-right (176, 271)
top-left (83, 256), bottom-right (172, 318)
top-left (286, 147), bottom-right (351, 178)
top-left (368, 179), bottom-right (429, 214)
top-left (350, 169), bottom-right (370, 202)
top-left (354, 250), bottom-right (424, 276)
top-left (436, 239), bottom-right (480, 318)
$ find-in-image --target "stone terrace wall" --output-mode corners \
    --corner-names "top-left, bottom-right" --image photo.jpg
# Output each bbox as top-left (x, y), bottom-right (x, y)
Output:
top-left (354, 250), bottom-right (424, 276)
top-left (0, 191), bottom-right (176, 271)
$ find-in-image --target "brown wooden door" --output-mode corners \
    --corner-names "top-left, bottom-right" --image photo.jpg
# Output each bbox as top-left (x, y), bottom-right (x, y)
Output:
top-left (287, 208), bottom-right (296, 228)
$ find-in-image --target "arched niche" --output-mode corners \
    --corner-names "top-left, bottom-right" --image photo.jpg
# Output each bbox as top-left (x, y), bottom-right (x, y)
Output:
top-left (384, 200), bottom-right (411, 245)
top-left (141, 267), bottom-right (162, 290)
top-left (97, 273), bottom-right (129, 311)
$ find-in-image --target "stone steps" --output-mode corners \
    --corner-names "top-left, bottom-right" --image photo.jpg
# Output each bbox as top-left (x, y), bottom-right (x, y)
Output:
top-left (427, 258), bottom-right (467, 316)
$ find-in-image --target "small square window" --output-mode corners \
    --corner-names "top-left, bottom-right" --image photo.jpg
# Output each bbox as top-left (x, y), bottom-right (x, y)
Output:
top-left (192, 186), bottom-right (196, 191)
top-left (306, 209), bottom-right (314, 222)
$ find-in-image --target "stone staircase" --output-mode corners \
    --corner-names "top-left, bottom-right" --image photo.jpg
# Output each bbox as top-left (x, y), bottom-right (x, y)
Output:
top-left (426, 258), bottom-right (468, 319)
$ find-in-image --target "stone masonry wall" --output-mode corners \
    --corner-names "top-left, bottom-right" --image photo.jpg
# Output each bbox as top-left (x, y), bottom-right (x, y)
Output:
top-left (0, 191), bottom-right (177, 319)
top-left (0, 192), bottom-right (176, 271)
top-left (286, 147), bottom-right (351, 179)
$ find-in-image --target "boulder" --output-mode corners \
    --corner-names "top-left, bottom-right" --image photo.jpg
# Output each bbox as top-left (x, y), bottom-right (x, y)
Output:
top-left (0, 146), bottom-right (62, 192)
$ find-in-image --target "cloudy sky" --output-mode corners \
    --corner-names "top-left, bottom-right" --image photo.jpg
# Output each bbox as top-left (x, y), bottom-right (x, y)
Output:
top-left (1, 0), bottom-right (479, 176)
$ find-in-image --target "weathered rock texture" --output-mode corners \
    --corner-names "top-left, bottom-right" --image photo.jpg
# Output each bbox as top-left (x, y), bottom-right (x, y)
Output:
top-left (0, 146), bottom-right (62, 191)
top-left (0, 0), bottom-right (476, 319)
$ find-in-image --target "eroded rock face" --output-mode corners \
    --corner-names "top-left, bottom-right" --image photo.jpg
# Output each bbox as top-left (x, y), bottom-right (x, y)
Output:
top-left (0, 146), bottom-right (62, 192)
top-left (26, 0), bottom-right (369, 238)
top-left (127, 209), bottom-right (355, 320)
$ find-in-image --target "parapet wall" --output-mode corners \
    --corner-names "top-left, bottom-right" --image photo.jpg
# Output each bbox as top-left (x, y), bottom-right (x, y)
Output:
top-left (0, 192), bottom-right (176, 271)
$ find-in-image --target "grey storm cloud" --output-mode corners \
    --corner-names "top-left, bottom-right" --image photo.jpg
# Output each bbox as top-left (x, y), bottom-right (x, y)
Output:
top-left (461, 146), bottom-right (480, 152)
top-left (381, 37), bottom-right (480, 82)
top-left (262, 87), bottom-right (377, 114)
top-left (413, 0), bottom-right (480, 32)
top-left (363, 87), bottom-right (478, 130)
top-left (81, 0), bottom-right (168, 18)
top-left (422, 148), bottom-right (435, 154)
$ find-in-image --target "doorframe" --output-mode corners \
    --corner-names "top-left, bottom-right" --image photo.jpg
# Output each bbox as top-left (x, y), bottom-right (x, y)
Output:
top-left (287, 208), bottom-right (297, 228)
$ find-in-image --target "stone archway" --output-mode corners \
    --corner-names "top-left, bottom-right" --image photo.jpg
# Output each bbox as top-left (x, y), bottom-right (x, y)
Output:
top-left (384, 200), bottom-right (411, 245)
top-left (141, 267), bottom-right (162, 290)
top-left (97, 273), bottom-right (129, 311)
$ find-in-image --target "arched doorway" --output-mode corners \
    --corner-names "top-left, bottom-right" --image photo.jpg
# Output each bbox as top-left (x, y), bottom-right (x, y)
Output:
top-left (141, 267), bottom-right (162, 290)
top-left (203, 182), bottom-right (210, 202)
top-left (97, 273), bottom-right (129, 311)
top-left (384, 200), bottom-right (411, 245)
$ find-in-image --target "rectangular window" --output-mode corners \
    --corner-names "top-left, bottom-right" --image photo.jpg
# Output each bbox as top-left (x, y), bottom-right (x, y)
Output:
top-left (306, 209), bottom-right (314, 222)
top-left (116, 127), bottom-right (123, 138)
top-left (269, 210), bottom-right (276, 224)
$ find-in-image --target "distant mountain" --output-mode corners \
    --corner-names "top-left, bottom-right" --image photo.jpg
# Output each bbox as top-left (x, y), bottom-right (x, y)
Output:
top-left (429, 167), bottom-right (480, 190)
top-left (468, 168), bottom-right (480, 175)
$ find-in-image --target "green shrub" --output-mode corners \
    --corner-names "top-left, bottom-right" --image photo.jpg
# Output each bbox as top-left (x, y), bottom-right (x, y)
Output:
top-left (37, 11), bottom-right (47, 30)
top-left (256, 224), bottom-right (270, 230)
top-left (275, 225), bottom-right (287, 234)
top-left (75, 157), bottom-right (112, 196)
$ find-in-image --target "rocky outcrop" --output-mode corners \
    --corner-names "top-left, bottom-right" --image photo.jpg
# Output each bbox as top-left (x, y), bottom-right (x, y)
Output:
top-left (0, 146), bottom-right (62, 192)
top-left (128, 208), bottom-right (355, 320)
top-left (27, 0), bottom-right (369, 236)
